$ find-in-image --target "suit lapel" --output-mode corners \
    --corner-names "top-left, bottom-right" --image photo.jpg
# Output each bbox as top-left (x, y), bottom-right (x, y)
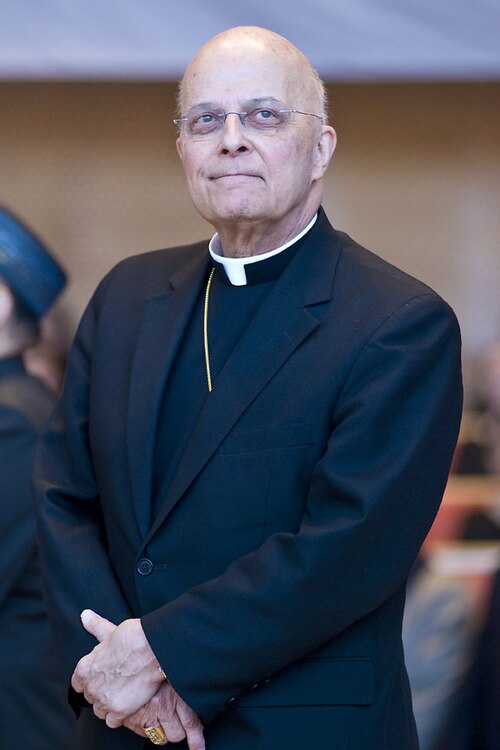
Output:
top-left (127, 251), bottom-right (209, 537)
top-left (146, 211), bottom-right (342, 540)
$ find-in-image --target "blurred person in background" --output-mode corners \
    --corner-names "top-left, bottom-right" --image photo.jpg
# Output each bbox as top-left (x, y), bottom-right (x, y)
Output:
top-left (432, 567), bottom-right (500, 750)
top-left (480, 343), bottom-right (500, 475)
top-left (24, 307), bottom-right (71, 396)
top-left (403, 557), bottom-right (474, 750)
top-left (453, 343), bottom-right (500, 478)
top-left (417, 343), bottom-right (500, 750)
top-left (0, 205), bottom-right (75, 749)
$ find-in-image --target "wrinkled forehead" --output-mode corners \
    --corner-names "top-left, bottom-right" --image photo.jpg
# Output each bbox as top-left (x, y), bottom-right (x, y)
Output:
top-left (180, 40), bottom-right (317, 113)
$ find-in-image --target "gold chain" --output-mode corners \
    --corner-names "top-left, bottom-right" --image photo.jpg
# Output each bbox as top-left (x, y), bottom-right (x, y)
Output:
top-left (203, 267), bottom-right (216, 392)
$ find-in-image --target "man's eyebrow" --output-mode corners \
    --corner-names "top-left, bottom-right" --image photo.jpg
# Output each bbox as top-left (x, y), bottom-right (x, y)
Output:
top-left (184, 97), bottom-right (286, 113)
top-left (183, 102), bottom-right (219, 114)
top-left (246, 97), bottom-right (285, 107)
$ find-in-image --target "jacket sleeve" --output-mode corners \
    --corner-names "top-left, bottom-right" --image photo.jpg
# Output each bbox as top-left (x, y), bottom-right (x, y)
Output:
top-left (33, 273), bottom-right (134, 686)
top-left (141, 292), bottom-right (463, 724)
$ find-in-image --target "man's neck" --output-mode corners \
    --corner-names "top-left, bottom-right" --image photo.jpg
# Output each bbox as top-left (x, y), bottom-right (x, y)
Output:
top-left (209, 213), bottom-right (318, 286)
top-left (213, 205), bottom-right (320, 258)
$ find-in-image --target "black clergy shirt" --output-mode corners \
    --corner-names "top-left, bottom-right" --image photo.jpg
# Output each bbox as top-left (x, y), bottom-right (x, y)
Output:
top-left (151, 233), bottom-right (308, 515)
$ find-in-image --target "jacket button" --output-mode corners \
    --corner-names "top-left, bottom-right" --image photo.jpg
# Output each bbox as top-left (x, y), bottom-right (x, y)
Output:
top-left (136, 558), bottom-right (154, 576)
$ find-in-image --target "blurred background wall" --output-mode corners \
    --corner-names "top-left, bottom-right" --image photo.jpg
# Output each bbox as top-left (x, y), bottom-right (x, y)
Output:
top-left (1, 0), bottom-right (499, 400)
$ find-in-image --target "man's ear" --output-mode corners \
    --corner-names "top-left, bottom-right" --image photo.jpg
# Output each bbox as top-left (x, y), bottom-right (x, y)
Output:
top-left (0, 284), bottom-right (15, 328)
top-left (176, 136), bottom-right (184, 161)
top-left (313, 126), bottom-right (337, 180)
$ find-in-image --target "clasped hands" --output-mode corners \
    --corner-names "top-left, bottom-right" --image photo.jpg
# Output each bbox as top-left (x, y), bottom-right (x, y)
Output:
top-left (71, 610), bottom-right (205, 749)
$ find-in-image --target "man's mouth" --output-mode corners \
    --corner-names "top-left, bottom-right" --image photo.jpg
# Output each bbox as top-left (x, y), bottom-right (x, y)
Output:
top-left (210, 172), bottom-right (262, 181)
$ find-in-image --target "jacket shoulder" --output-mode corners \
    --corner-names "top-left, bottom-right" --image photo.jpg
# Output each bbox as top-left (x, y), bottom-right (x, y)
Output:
top-left (84, 240), bottom-right (208, 317)
top-left (314, 221), bottom-right (461, 356)
top-left (336, 230), bottom-right (440, 304)
top-left (109, 241), bottom-right (207, 289)
top-left (313, 210), bottom-right (450, 314)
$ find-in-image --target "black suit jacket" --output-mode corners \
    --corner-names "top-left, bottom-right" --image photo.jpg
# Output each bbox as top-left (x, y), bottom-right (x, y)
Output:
top-left (34, 210), bottom-right (463, 749)
top-left (0, 357), bottom-right (75, 749)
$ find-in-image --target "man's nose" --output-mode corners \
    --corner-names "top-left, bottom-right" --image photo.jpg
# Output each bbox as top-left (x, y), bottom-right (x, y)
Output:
top-left (218, 113), bottom-right (250, 154)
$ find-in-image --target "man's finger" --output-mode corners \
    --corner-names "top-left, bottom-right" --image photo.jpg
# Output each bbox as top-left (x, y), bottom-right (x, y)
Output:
top-left (185, 723), bottom-right (205, 750)
top-left (177, 703), bottom-right (205, 750)
top-left (80, 609), bottom-right (117, 642)
top-left (93, 704), bottom-right (107, 721)
top-left (71, 653), bottom-right (91, 693)
top-left (105, 712), bottom-right (125, 729)
top-left (162, 713), bottom-right (186, 744)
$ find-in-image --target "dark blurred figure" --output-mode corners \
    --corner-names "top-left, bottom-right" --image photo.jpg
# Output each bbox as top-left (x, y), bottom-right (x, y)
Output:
top-left (452, 411), bottom-right (489, 475)
top-left (403, 557), bottom-right (474, 750)
top-left (421, 345), bottom-right (500, 750)
top-left (435, 568), bottom-right (500, 750)
top-left (454, 344), bottom-right (500, 477)
top-left (0, 206), bottom-right (75, 748)
top-left (461, 567), bottom-right (500, 750)
top-left (481, 344), bottom-right (500, 475)
top-left (432, 501), bottom-right (500, 750)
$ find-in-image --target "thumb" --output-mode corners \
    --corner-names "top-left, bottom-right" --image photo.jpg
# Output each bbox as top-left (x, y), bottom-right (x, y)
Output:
top-left (80, 609), bottom-right (117, 642)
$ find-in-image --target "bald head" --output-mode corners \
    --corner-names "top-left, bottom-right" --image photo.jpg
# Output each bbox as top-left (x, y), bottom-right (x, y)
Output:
top-left (174, 25), bottom-right (336, 254)
top-left (178, 26), bottom-right (327, 120)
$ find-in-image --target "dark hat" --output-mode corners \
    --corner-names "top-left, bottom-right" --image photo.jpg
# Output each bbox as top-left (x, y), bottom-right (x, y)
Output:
top-left (0, 206), bottom-right (67, 318)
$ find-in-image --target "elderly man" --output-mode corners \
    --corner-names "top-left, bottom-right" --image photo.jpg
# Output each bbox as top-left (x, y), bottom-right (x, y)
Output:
top-left (0, 206), bottom-right (74, 748)
top-left (34, 26), bottom-right (462, 750)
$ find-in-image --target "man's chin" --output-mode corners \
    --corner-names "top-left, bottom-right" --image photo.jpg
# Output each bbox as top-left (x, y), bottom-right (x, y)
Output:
top-left (200, 202), bottom-right (269, 226)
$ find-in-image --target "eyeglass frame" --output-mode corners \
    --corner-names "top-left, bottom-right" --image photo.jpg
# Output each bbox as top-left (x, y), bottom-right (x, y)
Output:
top-left (173, 108), bottom-right (325, 138)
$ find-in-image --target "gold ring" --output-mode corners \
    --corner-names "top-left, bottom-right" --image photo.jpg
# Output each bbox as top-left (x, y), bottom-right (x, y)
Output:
top-left (144, 725), bottom-right (165, 745)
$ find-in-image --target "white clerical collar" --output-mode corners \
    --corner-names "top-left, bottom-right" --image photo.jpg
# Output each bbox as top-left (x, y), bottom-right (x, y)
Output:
top-left (208, 213), bottom-right (318, 286)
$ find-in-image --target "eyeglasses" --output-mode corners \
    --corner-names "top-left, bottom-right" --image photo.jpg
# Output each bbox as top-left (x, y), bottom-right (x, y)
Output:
top-left (173, 107), bottom-right (324, 140)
